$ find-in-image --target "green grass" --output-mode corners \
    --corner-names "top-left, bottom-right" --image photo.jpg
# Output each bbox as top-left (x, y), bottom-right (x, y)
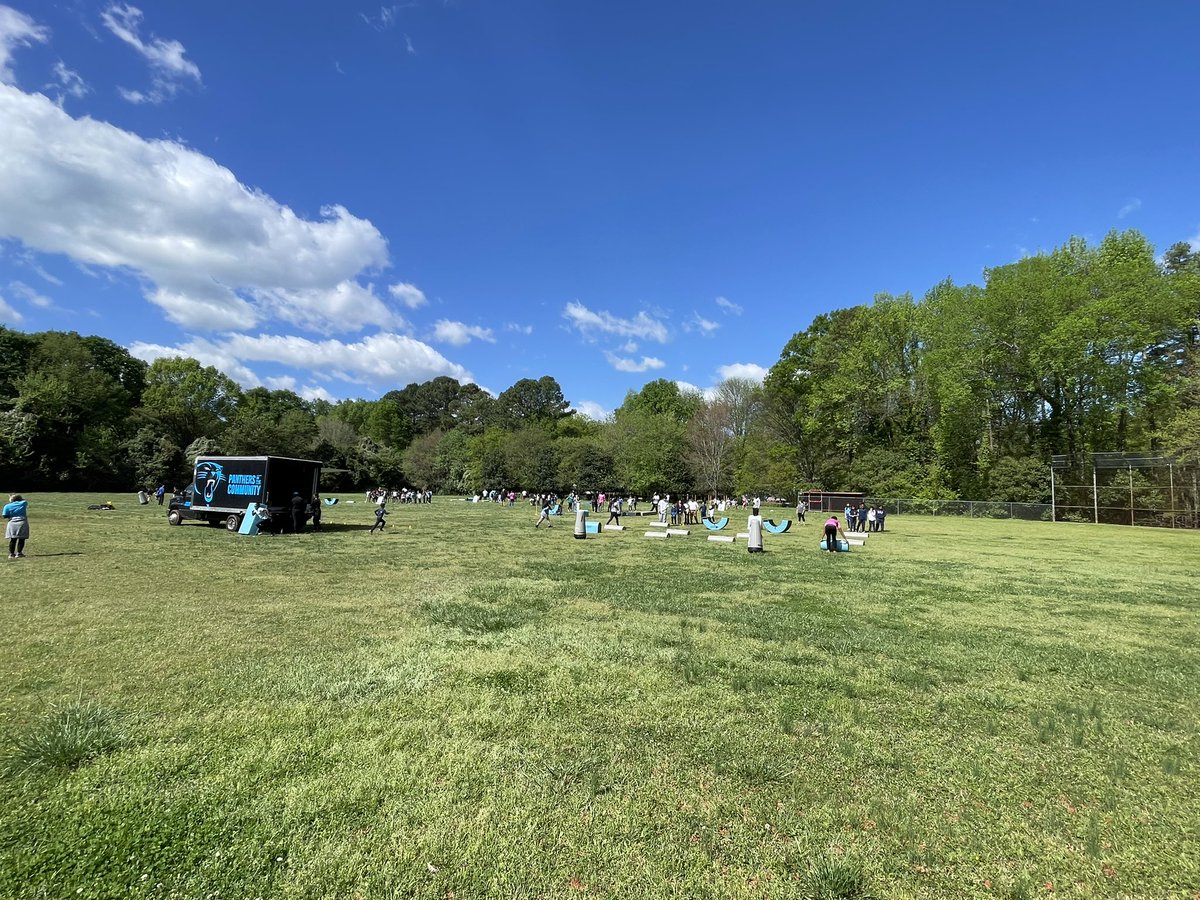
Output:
top-left (1, 494), bottom-right (1198, 898)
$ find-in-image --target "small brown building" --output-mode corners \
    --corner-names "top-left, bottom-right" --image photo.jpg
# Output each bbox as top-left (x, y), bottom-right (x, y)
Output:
top-left (800, 490), bottom-right (865, 513)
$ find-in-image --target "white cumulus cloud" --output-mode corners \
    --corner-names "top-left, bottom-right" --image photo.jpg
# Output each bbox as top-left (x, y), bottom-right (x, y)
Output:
top-left (7, 280), bottom-right (53, 309)
top-left (388, 281), bottom-right (427, 309)
top-left (129, 331), bottom-right (473, 393)
top-left (102, 3), bottom-right (201, 104)
top-left (687, 313), bottom-right (719, 335)
top-left (604, 351), bottom-right (665, 373)
top-left (0, 5), bottom-right (48, 84)
top-left (0, 83), bottom-right (396, 334)
top-left (563, 301), bottom-right (669, 343)
top-left (432, 319), bottom-right (495, 346)
top-left (716, 362), bottom-right (768, 383)
top-left (572, 400), bottom-right (610, 421)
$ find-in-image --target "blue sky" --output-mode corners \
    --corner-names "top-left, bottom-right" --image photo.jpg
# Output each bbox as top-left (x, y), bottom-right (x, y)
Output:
top-left (1, 1), bottom-right (1198, 418)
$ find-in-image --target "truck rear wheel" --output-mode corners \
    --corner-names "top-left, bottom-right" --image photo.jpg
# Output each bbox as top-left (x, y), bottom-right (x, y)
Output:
top-left (167, 510), bottom-right (182, 526)
top-left (226, 514), bottom-right (242, 532)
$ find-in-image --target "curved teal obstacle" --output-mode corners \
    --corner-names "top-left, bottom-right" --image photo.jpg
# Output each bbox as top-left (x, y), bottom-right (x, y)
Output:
top-left (585, 521), bottom-right (601, 534)
top-left (764, 519), bottom-right (792, 534)
top-left (322, 497), bottom-right (339, 506)
top-left (703, 517), bottom-right (729, 531)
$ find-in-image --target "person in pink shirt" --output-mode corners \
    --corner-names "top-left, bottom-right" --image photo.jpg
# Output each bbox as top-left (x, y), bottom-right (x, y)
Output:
top-left (823, 515), bottom-right (847, 553)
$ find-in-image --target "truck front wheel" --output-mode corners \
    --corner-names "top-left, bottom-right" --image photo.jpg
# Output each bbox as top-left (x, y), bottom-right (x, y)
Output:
top-left (167, 510), bottom-right (182, 526)
top-left (226, 514), bottom-right (242, 532)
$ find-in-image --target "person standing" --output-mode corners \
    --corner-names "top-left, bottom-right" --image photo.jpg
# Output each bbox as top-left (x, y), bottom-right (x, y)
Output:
top-left (535, 498), bottom-right (553, 528)
top-left (155, 484), bottom-right (166, 506)
top-left (796, 497), bottom-right (806, 524)
top-left (747, 506), bottom-right (764, 553)
top-left (823, 515), bottom-right (847, 552)
top-left (4, 494), bottom-right (29, 559)
top-left (866, 505), bottom-right (877, 533)
top-left (310, 494), bottom-right (322, 532)
top-left (290, 491), bottom-right (306, 534)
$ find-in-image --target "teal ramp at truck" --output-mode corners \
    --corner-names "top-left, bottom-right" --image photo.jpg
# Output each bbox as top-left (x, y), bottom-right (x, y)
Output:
top-left (703, 517), bottom-right (729, 531)
top-left (764, 519), bottom-right (792, 534)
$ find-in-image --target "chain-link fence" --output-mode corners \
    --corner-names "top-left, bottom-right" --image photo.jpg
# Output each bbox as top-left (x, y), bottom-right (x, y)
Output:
top-left (815, 494), bottom-right (1197, 528)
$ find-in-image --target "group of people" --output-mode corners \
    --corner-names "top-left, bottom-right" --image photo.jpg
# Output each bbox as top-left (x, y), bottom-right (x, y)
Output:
top-left (844, 503), bottom-right (887, 532)
top-left (368, 488), bottom-right (433, 505)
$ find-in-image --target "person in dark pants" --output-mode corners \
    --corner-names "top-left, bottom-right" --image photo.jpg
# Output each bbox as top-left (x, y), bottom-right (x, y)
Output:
top-left (155, 484), bottom-right (166, 505)
top-left (606, 496), bottom-right (621, 526)
top-left (310, 494), bottom-right (322, 532)
top-left (823, 515), bottom-right (846, 552)
top-left (369, 503), bottom-right (388, 533)
top-left (290, 491), bottom-right (306, 534)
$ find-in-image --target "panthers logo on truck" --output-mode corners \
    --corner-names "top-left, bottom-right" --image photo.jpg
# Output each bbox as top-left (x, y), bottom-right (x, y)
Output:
top-left (194, 461), bottom-right (225, 505)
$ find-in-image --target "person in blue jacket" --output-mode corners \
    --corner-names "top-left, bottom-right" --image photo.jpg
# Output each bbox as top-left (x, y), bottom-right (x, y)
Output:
top-left (4, 493), bottom-right (29, 559)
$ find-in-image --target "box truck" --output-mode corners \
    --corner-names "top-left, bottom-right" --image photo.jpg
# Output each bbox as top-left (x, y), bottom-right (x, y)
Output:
top-left (167, 456), bottom-right (322, 532)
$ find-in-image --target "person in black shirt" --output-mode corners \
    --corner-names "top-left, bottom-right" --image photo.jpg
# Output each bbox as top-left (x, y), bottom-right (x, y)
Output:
top-left (290, 491), bottom-right (306, 534)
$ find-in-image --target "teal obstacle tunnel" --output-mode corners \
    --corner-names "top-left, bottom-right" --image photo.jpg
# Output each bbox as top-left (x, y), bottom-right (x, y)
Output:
top-left (764, 519), bottom-right (792, 534)
top-left (703, 517), bottom-right (729, 531)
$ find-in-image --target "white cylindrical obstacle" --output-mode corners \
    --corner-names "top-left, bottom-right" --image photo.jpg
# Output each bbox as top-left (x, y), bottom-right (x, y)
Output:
top-left (707, 535), bottom-right (735, 543)
top-left (645, 531), bottom-right (669, 539)
top-left (666, 529), bottom-right (690, 536)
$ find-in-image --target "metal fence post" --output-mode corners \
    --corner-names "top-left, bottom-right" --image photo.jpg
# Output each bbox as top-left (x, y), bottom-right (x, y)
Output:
top-left (1093, 469), bottom-right (1099, 525)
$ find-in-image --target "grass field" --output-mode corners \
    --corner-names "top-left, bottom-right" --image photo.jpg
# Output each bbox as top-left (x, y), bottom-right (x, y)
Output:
top-left (1, 494), bottom-right (1198, 899)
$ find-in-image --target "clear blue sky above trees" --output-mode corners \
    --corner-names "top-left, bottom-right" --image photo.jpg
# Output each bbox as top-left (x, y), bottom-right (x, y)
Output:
top-left (1, 1), bottom-right (1198, 417)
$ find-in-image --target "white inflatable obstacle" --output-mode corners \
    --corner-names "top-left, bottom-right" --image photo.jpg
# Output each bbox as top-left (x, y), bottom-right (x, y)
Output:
top-left (845, 531), bottom-right (869, 540)
top-left (605, 524), bottom-right (626, 532)
top-left (736, 532), bottom-right (751, 539)
top-left (707, 535), bottom-right (735, 543)
top-left (666, 529), bottom-right (690, 536)
top-left (645, 531), bottom-right (669, 539)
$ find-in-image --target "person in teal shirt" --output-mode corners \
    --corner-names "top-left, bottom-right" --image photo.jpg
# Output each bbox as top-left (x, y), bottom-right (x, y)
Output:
top-left (4, 494), bottom-right (29, 559)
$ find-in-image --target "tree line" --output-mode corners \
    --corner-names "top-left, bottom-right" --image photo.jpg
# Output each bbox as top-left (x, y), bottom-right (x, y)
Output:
top-left (1, 230), bottom-right (1197, 503)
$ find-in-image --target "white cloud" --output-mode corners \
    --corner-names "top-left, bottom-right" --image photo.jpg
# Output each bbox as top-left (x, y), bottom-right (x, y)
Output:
top-left (0, 83), bottom-right (394, 334)
top-left (7, 280), bottom-right (52, 308)
top-left (621, 340), bottom-right (638, 353)
top-left (431, 319), bottom-right (495, 346)
top-left (300, 385), bottom-right (335, 402)
top-left (0, 293), bottom-right (21, 323)
top-left (1117, 198), bottom-right (1141, 220)
top-left (48, 61), bottom-right (89, 101)
top-left (101, 3), bottom-right (201, 104)
top-left (674, 380), bottom-right (715, 401)
top-left (361, 5), bottom-right (404, 31)
top-left (714, 295), bottom-right (742, 315)
top-left (1188, 226), bottom-right (1199, 252)
top-left (686, 313), bottom-right (719, 335)
top-left (563, 301), bottom-right (669, 343)
top-left (129, 331), bottom-right (473, 393)
top-left (505, 322), bottom-right (534, 335)
top-left (405, 33), bottom-right (415, 54)
top-left (388, 281), bottom-right (427, 309)
top-left (716, 362), bottom-right (768, 383)
top-left (0, 5), bottom-right (48, 84)
top-left (264, 375), bottom-right (297, 391)
top-left (572, 400), bottom-right (610, 421)
top-left (604, 351), bottom-right (665, 373)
